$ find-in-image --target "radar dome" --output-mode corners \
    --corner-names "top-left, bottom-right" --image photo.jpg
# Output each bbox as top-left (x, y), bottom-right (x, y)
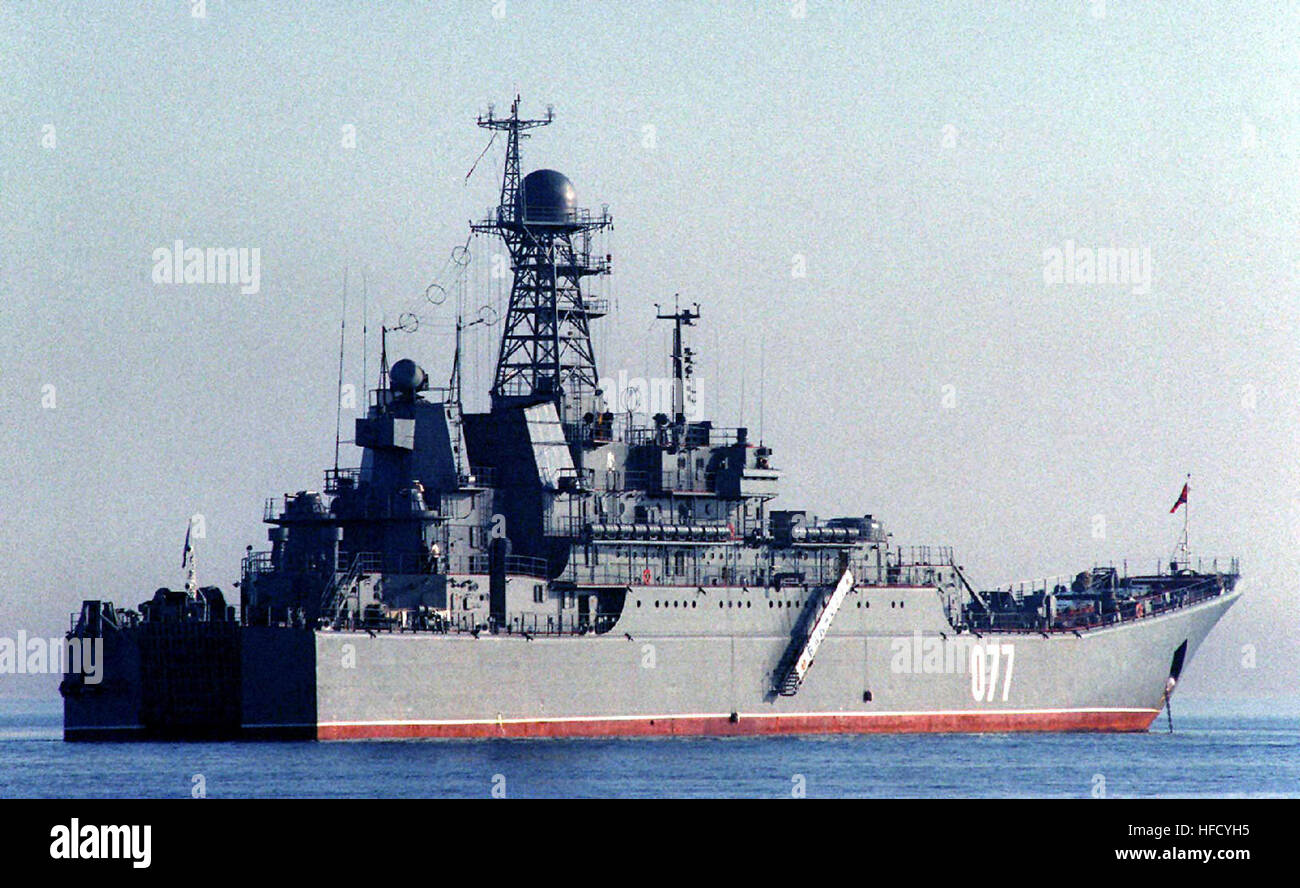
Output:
top-left (517, 169), bottom-right (576, 225)
top-left (389, 359), bottom-right (427, 394)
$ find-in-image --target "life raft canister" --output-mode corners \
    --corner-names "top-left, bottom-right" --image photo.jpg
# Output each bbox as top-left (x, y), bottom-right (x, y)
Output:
top-left (642, 568), bottom-right (652, 584)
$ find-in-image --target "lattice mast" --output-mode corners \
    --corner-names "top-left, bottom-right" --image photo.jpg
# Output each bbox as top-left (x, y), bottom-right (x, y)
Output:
top-left (471, 96), bottom-right (612, 422)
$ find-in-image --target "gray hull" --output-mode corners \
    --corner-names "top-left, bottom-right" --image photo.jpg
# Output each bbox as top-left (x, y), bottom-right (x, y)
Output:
top-left (66, 581), bottom-right (1237, 740)
top-left (312, 586), bottom-right (1237, 738)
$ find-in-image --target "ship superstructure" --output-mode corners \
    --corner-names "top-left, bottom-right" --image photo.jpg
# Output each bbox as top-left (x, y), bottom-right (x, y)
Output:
top-left (61, 99), bottom-right (1241, 740)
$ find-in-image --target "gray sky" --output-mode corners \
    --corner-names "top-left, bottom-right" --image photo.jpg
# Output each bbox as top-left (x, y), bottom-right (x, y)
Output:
top-left (1, 1), bottom-right (1295, 704)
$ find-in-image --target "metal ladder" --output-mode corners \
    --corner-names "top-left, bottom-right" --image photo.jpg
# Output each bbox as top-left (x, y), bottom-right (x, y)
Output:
top-left (320, 554), bottom-right (364, 629)
top-left (773, 566), bottom-right (854, 696)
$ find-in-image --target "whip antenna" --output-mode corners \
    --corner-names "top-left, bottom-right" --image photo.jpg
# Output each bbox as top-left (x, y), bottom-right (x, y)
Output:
top-left (334, 267), bottom-right (347, 474)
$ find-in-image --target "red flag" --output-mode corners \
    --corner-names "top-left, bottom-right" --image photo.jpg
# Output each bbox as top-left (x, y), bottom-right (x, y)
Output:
top-left (1169, 482), bottom-right (1189, 514)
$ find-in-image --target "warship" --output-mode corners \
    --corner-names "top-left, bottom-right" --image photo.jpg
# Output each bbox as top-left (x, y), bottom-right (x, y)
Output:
top-left (62, 99), bottom-right (1240, 740)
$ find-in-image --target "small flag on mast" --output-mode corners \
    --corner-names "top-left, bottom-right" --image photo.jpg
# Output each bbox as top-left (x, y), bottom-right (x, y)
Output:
top-left (182, 522), bottom-right (194, 568)
top-left (1169, 482), bottom-right (1189, 514)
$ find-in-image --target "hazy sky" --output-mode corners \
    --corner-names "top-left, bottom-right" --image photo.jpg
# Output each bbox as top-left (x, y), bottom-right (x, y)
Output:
top-left (1, 2), bottom-right (1296, 704)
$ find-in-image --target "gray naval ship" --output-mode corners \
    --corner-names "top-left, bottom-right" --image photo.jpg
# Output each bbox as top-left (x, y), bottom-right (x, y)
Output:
top-left (62, 99), bottom-right (1241, 740)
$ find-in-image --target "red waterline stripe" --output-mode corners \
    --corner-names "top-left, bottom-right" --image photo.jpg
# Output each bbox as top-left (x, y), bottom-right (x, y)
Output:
top-left (317, 708), bottom-right (1160, 740)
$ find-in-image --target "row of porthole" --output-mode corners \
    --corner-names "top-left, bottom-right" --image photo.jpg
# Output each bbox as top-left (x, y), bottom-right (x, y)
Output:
top-left (614, 551), bottom-right (735, 560)
top-left (634, 600), bottom-right (754, 609)
top-left (634, 598), bottom-right (905, 610)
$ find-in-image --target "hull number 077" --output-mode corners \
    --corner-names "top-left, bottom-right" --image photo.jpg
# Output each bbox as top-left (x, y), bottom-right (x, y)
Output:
top-left (970, 643), bottom-right (1014, 702)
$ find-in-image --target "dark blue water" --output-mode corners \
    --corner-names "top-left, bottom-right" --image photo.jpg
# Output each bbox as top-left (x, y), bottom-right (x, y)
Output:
top-left (2, 700), bottom-right (1296, 798)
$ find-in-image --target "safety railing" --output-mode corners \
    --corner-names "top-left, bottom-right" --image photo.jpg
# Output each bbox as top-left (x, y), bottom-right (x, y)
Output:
top-left (461, 465), bottom-right (496, 488)
top-left (326, 610), bottom-right (620, 637)
top-left (896, 545), bottom-right (956, 566)
top-left (558, 555), bottom-right (896, 590)
top-left (545, 514), bottom-right (587, 537)
top-left (963, 573), bottom-right (1230, 634)
top-left (459, 554), bottom-right (550, 579)
top-left (340, 551), bottom-right (430, 575)
top-left (617, 470), bottom-right (716, 493)
top-left (324, 467), bottom-right (362, 494)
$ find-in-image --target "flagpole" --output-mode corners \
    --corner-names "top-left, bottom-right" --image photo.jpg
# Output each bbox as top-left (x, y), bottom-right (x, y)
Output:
top-left (1183, 473), bottom-right (1190, 565)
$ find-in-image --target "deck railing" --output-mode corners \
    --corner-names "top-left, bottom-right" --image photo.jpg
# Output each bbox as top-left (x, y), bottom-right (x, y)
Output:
top-left (963, 573), bottom-right (1230, 634)
top-left (325, 610), bottom-right (618, 637)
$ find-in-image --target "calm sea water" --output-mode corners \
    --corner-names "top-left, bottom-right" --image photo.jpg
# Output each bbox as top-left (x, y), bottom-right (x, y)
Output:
top-left (1, 700), bottom-right (1296, 798)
